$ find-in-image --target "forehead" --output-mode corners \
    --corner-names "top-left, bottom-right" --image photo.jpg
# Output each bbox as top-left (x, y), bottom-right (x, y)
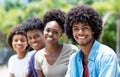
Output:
top-left (13, 34), bottom-right (26, 39)
top-left (45, 21), bottom-right (61, 30)
top-left (73, 22), bottom-right (89, 27)
top-left (26, 29), bottom-right (43, 37)
top-left (27, 29), bottom-right (41, 34)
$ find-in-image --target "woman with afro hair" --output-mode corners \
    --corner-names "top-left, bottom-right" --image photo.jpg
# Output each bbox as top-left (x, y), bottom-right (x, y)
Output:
top-left (34, 9), bottom-right (78, 77)
top-left (65, 5), bottom-right (120, 77)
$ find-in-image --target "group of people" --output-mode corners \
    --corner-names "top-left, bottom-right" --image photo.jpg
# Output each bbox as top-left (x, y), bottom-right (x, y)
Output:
top-left (6, 4), bottom-right (120, 77)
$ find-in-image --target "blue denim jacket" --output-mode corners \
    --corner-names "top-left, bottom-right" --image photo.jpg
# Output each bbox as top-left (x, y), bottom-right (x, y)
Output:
top-left (65, 40), bottom-right (120, 77)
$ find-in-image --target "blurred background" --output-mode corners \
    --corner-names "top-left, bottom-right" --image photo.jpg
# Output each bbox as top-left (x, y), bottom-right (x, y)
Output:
top-left (0, 0), bottom-right (120, 76)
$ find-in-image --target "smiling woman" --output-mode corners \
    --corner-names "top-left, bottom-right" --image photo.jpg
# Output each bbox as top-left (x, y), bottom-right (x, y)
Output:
top-left (34, 9), bottom-right (78, 77)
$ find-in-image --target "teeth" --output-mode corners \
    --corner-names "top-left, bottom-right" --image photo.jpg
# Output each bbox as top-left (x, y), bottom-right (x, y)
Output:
top-left (78, 36), bottom-right (85, 39)
top-left (32, 43), bottom-right (38, 46)
top-left (47, 37), bottom-right (53, 40)
top-left (17, 46), bottom-right (22, 48)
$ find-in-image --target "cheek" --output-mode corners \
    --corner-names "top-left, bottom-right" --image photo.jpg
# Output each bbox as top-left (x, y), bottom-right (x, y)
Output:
top-left (43, 30), bottom-right (46, 34)
top-left (72, 32), bottom-right (76, 38)
top-left (24, 43), bottom-right (28, 49)
top-left (87, 31), bottom-right (94, 36)
top-left (24, 40), bottom-right (28, 47)
top-left (28, 40), bottom-right (30, 45)
top-left (12, 41), bottom-right (15, 48)
top-left (43, 31), bottom-right (47, 37)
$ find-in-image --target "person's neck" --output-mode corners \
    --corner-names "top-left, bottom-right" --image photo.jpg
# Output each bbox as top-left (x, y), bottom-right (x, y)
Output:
top-left (45, 43), bottom-right (62, 53)
top-left (17, 51), bottom-right (27, 59)
top-left (81, 39), bottom-right (95, 62)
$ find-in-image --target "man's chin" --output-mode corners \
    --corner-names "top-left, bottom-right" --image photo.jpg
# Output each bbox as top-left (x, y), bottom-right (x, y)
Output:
top-left (78, 42), bottom-right (87, 46)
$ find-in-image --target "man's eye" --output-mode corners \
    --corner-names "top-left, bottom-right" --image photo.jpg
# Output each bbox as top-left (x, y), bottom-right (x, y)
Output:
top-left (28, 37), bottom-right (32, 40)
top-left (73, 28), bottom-right (79, 31)
top-left (82, 26), bottom-right (89, 31)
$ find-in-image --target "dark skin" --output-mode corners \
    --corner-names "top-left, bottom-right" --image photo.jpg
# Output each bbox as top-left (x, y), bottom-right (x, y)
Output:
top-left (45, 43), bottom-right (62, 65)
top-left (23, 29), bottom-right (45, 77)
top-left (72, 22), bottom-right (95, 65)
top-left (82, 39), bottom-right (94, 65)
top-left (44, 21), bottom-right (63, 65)
top-left (37, 21), bottom-right (64, 77)
top-left (10, 34), bottom-right (28, 77)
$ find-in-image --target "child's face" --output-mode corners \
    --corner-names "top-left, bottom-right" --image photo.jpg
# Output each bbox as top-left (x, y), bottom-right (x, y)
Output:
top-left (27, 29), bottom-right (45, 51)
top-left (12, 34), bottom-right (28, 54)
top-left (72, 22), bottom-right (94, 46)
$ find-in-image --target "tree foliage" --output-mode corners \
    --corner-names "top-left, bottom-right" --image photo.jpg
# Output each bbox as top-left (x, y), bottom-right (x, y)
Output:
top-left (0, 0), bottom-right (73, 47)
top-left (92, 0), bottom-right (120, 51)
top-left (0, 0), bottom-right (119, 51)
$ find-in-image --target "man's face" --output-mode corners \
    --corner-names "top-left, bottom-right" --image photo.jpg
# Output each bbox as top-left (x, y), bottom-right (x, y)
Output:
top-left (27, 29), bottom-right (45, 51)
top-left (72, 22), bottom-right (94, 46)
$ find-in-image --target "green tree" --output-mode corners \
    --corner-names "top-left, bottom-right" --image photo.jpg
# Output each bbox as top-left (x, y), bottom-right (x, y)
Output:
top-left (92, 0), bottom-right (120, 51)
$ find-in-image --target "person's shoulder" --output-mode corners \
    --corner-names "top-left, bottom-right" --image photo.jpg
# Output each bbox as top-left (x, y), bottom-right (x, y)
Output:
top-left (36, 48), bottom-right (45, 54)
top-left (62, 43), bottom-right (79, 55)
top-left (35, 48), bottom-right (45, 57)
top-left (69, 49), bottom-right (81, 60)
top-left (63, 43), bottom-right (78, 50)
top-left (95, 43), bottom-right (119, 62)
top-left (99, 44), bottom-right (115, 55)
top-left (28, 50), bottom-right (36, 57)
top-left (34, 48), bottom-right (45, 62)
top-left (29, 50), bottom-right (36, 54)
top-left (26, 51), bottom-right (34, 57)
top-left (96, 44), bottom-right (119, 65)
top-left (9, 54), bottom-right (17, 59)
top-left (8, 54), bottom-right (17, 62)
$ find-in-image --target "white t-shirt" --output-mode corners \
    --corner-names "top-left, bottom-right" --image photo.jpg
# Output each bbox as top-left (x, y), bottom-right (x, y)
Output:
top-left (35, 43), bottom-right (78, 77)
top-left (8, 52), bottom-right (32, 77)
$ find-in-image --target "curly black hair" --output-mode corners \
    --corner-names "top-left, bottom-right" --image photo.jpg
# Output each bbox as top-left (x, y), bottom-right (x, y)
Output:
top-left (22, 17), bottom-right (44, 33)
top-left (65, 5), bottom-right (103, 43)
top-left (43, 9), bottom-right (65, 32)
top-left (6, 25), bottom-right (28, 50)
